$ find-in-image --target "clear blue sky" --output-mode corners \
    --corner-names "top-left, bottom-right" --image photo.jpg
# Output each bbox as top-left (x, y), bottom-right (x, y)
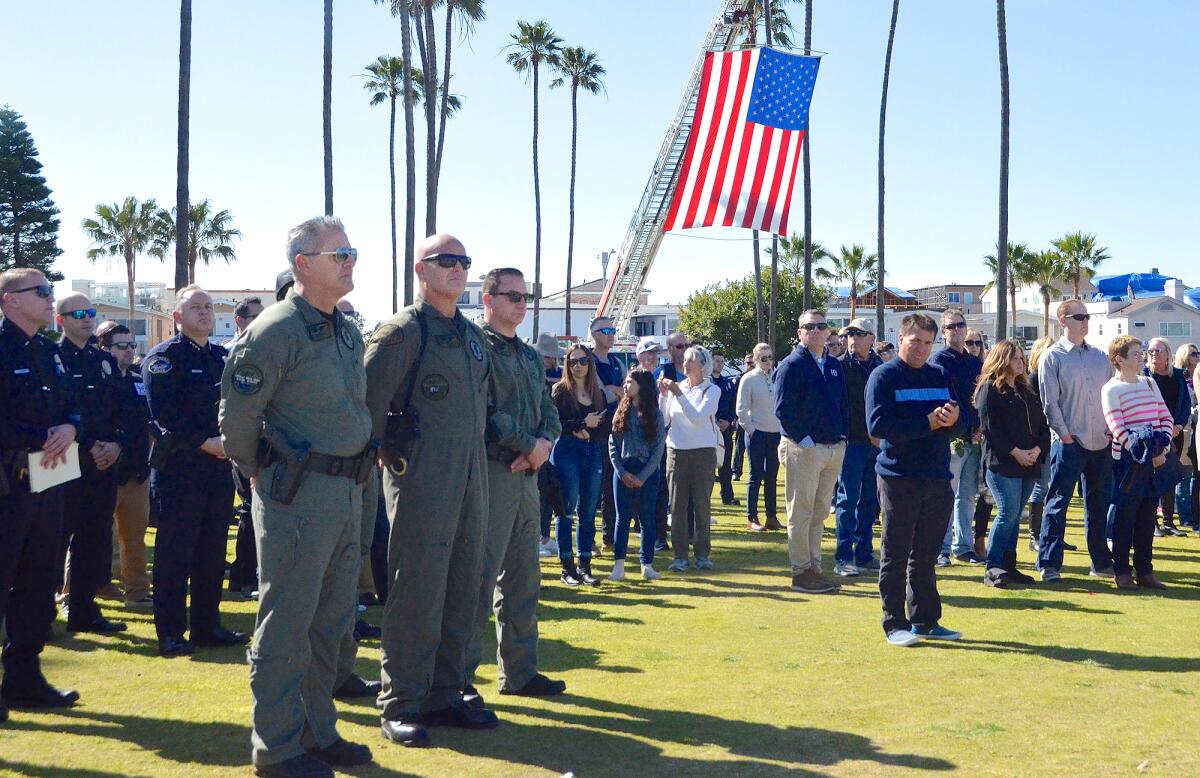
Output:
top-left (3, 1), bottom-right (1196, 325)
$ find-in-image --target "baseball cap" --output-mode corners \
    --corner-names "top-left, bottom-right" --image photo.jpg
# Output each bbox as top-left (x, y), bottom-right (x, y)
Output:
top-left (635, 337), bottom-right (662, 356)
top-left (839, 317), bottom-right (874, 336)
top-left (275, 269), bottom-right (295, 302)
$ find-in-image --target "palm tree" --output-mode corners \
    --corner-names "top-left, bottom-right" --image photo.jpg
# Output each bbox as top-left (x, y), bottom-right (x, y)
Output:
top-left (174, 0), bottom-right (191, 291)
top-left (772, 232), bottom-right (831, 279)
top-left (799, 0), bottom-right (816, 310)
top-left (827, 244), bottom-right (878, 319)
top-left (82, 197), bottom-right (161, 336)
top-left (995, 0), bottom-right (1009, 342)
top-left (505, 20), bottom-right (562, 337)
top-left (983, 241), bottom-right (1031, 337)
top-left (153, 200), bottom-right (241, 285)
top-left (433, 0), bottom-right (486, 228)
top-left (550, 47), bottom-right (606, 339)
top-left (323, 0), bottom-right (334, 216)
top-left (376, 0), bottom-right (418, 306)
top-left (1052, 230), bottom-right (1110, 299)
top-left (876, 0), bottom-right (900, 338)
top-left (364, 55), bottom-right (406, 314)
top-left (1023, 249), bottom-right (1069, 337)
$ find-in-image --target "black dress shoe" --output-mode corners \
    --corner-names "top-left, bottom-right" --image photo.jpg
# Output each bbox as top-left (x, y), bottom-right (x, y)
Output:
top-left (333, 674), bottom-right (382, 699)
top-left (353, 618), bottom-right (381, 640)
top-left (67, 616), bottom-right (128, 634)
top-left (462, 683), bottom-right (486, 710)
top-left (191, 627), bottom-right (250, 647)
top-left (380, 716), bottom-right (431, 747)
top-left (253, 753), bottom-right (333, 778)
top-left (2, 683), bottom-right (80, 709)
top-left (1062, 541), bottom-right (1078, 551)
top-left (421, 701), bottom-right (499, 730)
top-left (500, 673), bottom-right (566, 697)
top-left (158, 637), bottom-right (196, 657)
top-left (305, 737), bottom-right (373, 766)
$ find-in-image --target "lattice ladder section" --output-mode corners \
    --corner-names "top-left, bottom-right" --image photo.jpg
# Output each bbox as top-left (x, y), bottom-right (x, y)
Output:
top-left (596, 0), bottom-right (752, 332)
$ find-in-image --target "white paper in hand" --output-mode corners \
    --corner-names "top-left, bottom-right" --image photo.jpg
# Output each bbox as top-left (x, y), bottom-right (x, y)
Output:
top-left (28, 442), bottom-right (82, 493)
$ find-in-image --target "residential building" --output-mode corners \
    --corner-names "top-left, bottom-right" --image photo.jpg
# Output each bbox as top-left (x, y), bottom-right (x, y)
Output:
top-left (909, 283), bottom-right (986, 314)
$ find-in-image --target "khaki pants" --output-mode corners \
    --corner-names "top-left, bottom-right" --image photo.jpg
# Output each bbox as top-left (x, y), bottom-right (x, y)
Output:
top-left (781, 439), bottom-right (846, 573)
top-left (113, 479), bottom-right (151, 602)
top-left (668, 447), bottom-right (717, 561)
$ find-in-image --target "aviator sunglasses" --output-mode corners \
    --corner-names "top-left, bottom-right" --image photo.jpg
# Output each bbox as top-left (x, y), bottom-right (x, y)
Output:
top-left (496, 290), bottom-right (535, 304)
top-left (300, 247), bottom-right (358, 264)
top-left (422, 253), bottom-right (472, 270)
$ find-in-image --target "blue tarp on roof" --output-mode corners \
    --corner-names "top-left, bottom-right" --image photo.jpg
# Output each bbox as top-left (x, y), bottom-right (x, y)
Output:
top-left (1090, 272), bottom-right (1178, 301)
top-left (1186, 289), bottom-right (1200, 310)
top-left (833, 284), bottom-right (916, 300)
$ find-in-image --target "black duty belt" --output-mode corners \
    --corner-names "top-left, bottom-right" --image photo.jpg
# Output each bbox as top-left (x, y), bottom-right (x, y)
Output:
top-left (304, 450), bottom-right (372, 479)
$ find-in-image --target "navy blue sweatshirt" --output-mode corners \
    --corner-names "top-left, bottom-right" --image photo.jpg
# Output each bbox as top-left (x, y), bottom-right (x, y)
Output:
top-left (866, 357), bottom-right (964, 479)
top-left (928, 346), bottom-right (981, 437)
top-left (774, 346), bottom-right (848, 444)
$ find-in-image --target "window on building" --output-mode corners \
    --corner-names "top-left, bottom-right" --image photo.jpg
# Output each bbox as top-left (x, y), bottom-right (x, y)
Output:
top-left (1117, 323), bottom-right (1123, 334)
top-left (965, 292), bottom-right (974, 304)
top-left (1161, 322), bottom-right (1192, 337)
top-left (947, 292), bottom-right (961, 303)
top-left (1015, 326), bottom-right (1038, 342)
top-left (1098, 324), bottom-right (1104, 336)
top-left (457, 291), bottom-right (471, 305)
top-left (1133, 321), bottom-right (1146, 329)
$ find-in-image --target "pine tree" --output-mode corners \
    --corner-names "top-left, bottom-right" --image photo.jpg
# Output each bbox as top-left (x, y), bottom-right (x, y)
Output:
top-left (0, 106), bottom-right (63, 280)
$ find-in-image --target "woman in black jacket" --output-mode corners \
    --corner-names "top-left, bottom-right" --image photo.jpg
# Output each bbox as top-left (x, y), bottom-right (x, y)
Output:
top-left (975, 339), bottom-right (1051, 588)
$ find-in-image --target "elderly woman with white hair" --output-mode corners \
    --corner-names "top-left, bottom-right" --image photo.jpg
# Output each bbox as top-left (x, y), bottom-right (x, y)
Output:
top-left (658, 344), bottom-right (722, 572)
top-left (1144, 336), bottom-right (1194, 536)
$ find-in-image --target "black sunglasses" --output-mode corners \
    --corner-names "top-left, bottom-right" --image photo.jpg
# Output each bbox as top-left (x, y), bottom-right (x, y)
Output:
top-left (944, 321), bottom-right (966, 330)
top-left (65, 308), bottom-right (98, 320)
top-left (567, 357), bottom-right (591, 368)
top-left (422, 253), bottom-right (472, 270)
top-left (966, 339), bottom-right (983, 347)
top-left (108, 340), bottom-right (136, 350)
top-left (800, 322), bottom-right (829, 331)
top-left (300, 247), bottom-right (358, 264)
top-left (496, 290), bottom-right (534, 304)
top-left (8, 284), bottom-right (54, 299)
top-left (844, 329), bottom-right (867, 337)
top-left (1067, 313), bottom-right (1091, 322)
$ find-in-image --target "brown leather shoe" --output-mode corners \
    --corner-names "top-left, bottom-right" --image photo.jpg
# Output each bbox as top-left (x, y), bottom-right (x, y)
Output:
top-left (1114, 573), bottom-right (1138, 590)
top-left (746, 520), bottom-right (765, 532)
top-left (763, 517), bottom-right (785, 531)
top-left (1136, 573), bottom-right (1167, 590)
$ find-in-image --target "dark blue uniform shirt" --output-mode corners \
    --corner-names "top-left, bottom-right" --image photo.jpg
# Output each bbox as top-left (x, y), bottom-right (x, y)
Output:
top-left (142, 333), bottom-right (227, 452)
top-left (1, 317), bottom-right (81, 453)
top-left (58, 336), bottom-right (122, 455)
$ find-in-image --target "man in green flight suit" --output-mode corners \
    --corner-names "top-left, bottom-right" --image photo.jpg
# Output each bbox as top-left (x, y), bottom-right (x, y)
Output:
top-left (219, 216), bottom-right (377, 778)
top-left (462, 267), bottom-right (565, 707)
top-left (365, 232), bottom-right (497, 748)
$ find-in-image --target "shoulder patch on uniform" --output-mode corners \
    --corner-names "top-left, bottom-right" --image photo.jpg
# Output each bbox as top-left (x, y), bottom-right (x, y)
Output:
top-left (370, 323), bottom-right (405, 347)
top-left (307, 322), bottom-right (333, 341)
top-left (339, 325), bottom-right (356, 350)
top-left (101, 360), bottom-right (113, 377)
top-left (435, 333), bottom-right (458, 348)
top-left (469, 340), bottom-right (484, 362)
top-left (145, 355), bottom-right (172, 375)
top-left (232, 364), bottom-right (264, 395)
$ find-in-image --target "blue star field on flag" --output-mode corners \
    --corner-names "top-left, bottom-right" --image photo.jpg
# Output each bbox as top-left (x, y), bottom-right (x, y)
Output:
top-left (746, 48), bottom-right (820, 132)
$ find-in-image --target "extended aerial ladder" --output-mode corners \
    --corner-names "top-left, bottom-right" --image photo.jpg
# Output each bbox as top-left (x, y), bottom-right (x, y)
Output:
top-left (594, 0), bottom-right (753, 333)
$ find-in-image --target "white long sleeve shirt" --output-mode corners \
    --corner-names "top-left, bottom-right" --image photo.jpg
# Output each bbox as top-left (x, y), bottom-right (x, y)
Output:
top-left (661, 379), bottom-right (721, 450)
top-left (735, 368), bottom-right (781, 436)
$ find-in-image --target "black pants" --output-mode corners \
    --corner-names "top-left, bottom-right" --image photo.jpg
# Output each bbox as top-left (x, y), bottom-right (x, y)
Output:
top-left (151, 454), bottom-right (235, 642)
top-left (1, 482), bottom-right (63, 691)
top-left (1159, 435), bottom-right (1185, 523)
top-left (973, 493), bottom-right (993, 540)
top-left (59, 468), bottom-right (118, 627)
top-left (718, 425), bottom-right (736, 502)
top-left (878, 477), bottom-right (953, 634)
top-left (370, 488), bottom-right (390, 602)
top-left (1113, 491), bottom-right (1158, 577)
top-left (747, 430), bottom-right (780, 520)
top-left (731, 424), bottom-right (746, 478)
top-left (228, 464), bottom-right (257, 592)
top-left (598, 430), bottom-right (617, 545)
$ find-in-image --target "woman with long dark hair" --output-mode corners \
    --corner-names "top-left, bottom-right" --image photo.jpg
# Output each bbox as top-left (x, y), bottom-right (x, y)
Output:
top-left (975, 339), bottom-right (1050, 588)
top-left (607, 369), bottom-right (666, 581)
top-left (551, 344), bottom-right (607, 586)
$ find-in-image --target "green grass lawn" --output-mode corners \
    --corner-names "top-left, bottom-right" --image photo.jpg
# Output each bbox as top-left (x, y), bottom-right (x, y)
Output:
top-left (3, 483), bottom-right (1199, 777)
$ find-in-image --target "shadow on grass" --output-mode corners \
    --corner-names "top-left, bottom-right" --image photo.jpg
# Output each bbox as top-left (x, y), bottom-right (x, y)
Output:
top-left (400, 693), bottom-right (957, 777)
top-left (940, 593), bottom-right (1121, 615)
top-left (931, 638), bottom-right (1200, 672)
top-left (0, 757), bottom-right (156, 778)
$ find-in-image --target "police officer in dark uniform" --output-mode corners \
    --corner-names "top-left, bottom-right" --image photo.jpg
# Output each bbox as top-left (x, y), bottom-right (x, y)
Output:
top-left (227, 296), bottom-right (264, 600)
top-left (143, 285), bottom-right (248, 657)
top-left (0, 269), bottom-right (82, 721)
top-left (54, 292), bottom-right (127, 634)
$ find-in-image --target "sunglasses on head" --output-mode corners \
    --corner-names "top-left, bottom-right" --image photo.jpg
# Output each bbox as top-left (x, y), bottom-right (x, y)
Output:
top-left (66, 308), bottom-right (97, 320)
top-left (300, 247), bottom-right (358, 264)
top-left (567, 357), bottom-right (590, 368)
top-left (966, 339), bottom-right (983, 347)
top-left (496, 290), bottom-right (535, 304)
top-left (422, 253), bottom-right (472, 270)
top-left (109, 340), bottom-right (136, 350)
top-left (8, 284), bottom-right (54, 299)
top-left (1067, 313), bottom-right (1090, 322)
top-left (944, 321), bottom-right (966, 330)
top-left (593, 326), bottom-right (617, 336)
top-left (800, 322), bottom-right (829, 331)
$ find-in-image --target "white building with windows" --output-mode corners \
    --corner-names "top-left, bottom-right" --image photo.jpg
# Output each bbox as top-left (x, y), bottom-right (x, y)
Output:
top-left (1086, 280), bottom-right (1200, 351)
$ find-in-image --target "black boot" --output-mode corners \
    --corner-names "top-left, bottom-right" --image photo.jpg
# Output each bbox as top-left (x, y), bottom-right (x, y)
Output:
top-left (578, 557), bottom-right (601, 586)
top-left (1028, 503), bottom-right (1043, 550)
top-left (560, 558), bottom-right (583, 587)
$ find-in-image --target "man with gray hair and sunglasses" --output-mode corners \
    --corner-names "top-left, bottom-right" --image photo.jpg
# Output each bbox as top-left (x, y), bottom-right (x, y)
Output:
top-left (221, 216), bottom-right (377, 777)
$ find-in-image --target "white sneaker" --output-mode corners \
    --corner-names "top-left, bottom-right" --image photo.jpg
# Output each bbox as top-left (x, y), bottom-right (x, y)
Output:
top-left (886, 629), bottom-right (920, 647)
top-left (641, 564), bottom-right (661, 580)
top-left (834, 561), bottom-right (860, 577)
top-left (538, 540), bottom-right (553, 557)
top-left (609, 560), bottom-right (626, 582)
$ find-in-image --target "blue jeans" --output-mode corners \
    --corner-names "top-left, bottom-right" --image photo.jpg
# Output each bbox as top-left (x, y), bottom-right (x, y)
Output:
top-left (552, 435), bottom-right (602, 560)
top-left (942, 443), bottom-right (981, 556)
top-left (613, 461), bottom-right (660, 565)
top-left (984, 471), bottom-right (1034, 569)
top-left (1029, 460), bottom-right (1051, 505)
top-left (1038, 440), bottom-right (1114, 572)
top-left (746, 430), bottom-right (781, 521)
top-left (835, 442), bottom-right (879, 565)
top-left (1178, 473), bottom-right (1195, 524)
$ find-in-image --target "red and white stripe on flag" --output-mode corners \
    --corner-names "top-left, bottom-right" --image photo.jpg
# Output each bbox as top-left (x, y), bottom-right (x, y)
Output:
top-left (664, 48), bottom-right (813, 237)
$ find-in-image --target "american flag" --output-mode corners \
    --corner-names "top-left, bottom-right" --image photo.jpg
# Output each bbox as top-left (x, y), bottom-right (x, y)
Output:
top-left (664, 47), bottom-right (820, 236)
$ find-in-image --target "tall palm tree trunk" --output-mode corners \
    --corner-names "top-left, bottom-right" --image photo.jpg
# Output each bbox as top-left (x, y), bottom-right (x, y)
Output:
top-left (323, 0), bottom-right (334, 215)
top-left (565, 83), bottom-right (578, 337)
top-left (401, 1), bottom-right (417, 305)
top-left (389, 93), bottom-right (398, 313)
top-left (125, 248), bottom-right (136, 342)
top-left (801, 0), bottom-right (814, 311)
top-left (752, 233), bottom-right (765, 342)
top-left (175, 0), bottom-right (191, 292)
top-left (995, 0), bottom-right (1010, 342)
top-left (423, 1), bottom-right (438, 234)
top-left (877, 0), bottom-right (899, 338)
top-left (850, 290), bottom-right (857, 320)
top-left (531, 62), bottom-right (543, 336)
top-left (433, 6), bottom-right (452, 214)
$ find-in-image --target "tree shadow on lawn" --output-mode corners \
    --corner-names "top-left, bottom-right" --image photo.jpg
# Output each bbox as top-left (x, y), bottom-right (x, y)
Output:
top-left (940, 593), bottom-right (1121, 615)
top-left (929, 639), bottom-right (1200, 673)
top-left (538, 584), bottom-right (694, 613)
top-left (404, 693), bottom-right (955, 777)
top-left (0, 757), bottom-right (157, 778)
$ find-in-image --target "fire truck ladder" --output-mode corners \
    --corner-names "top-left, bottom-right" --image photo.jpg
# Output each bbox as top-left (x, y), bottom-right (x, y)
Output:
top-left (595, 0), bottom-right (752, 333)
